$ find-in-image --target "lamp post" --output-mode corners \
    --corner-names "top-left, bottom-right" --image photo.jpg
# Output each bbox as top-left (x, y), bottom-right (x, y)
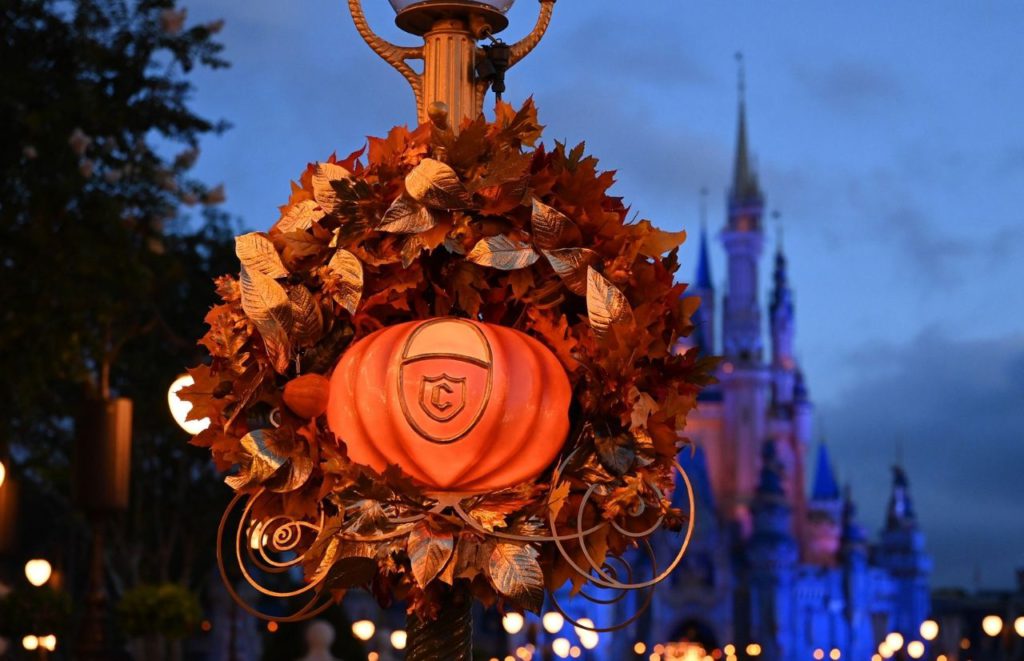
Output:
top-left (348, 0), bottom-right (556, 127)
top-left (74, 396), bottom-right (132, 660)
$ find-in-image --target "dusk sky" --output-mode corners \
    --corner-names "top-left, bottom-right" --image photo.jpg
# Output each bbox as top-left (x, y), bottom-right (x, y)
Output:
top-left (184, 0), bottom-right (1024, 589)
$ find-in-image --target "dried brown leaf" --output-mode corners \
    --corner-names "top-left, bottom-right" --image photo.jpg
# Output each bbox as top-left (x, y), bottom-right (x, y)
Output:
top-left (467, 235), bottom-right (539, 270)
top-left (639, 225), bottom-right (687, 257)
top-left (407, 522), bottom-right (454, 588)
top-left (405, 158), bottom-right (472, 210)
top-left (531, 199), bottom-right (582, 250)
top-left (311, 162), bottom-right (352, 215)
top-left (325, 249), bottom-right (363, 315)
top-left (240, 266), bottom-right (292, 373)
top-left (377, 195), bottom-right (437, 233)
top-left (488, 543), bottom-right (544, 612)
top-left (586, 266), bottom-right (633, 337)
top-left (235, 232), bottom-right (288, 279)
top-left (543, 248), bottom-right (599, 295)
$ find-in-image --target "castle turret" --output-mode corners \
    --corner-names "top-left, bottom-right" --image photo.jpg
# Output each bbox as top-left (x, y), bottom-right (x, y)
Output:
top-left (804, 443), bottom-right (842, 565)
top-left (875, 466), bottom-right (932, 637)
top-left (746, 440), bottom-right (798, 661)
top-left (769, 240), bottom-right (797, 404)
top-left (691, 219), bottom-right (715, 356)
top-left (840, 486), bottom-right (874, 661)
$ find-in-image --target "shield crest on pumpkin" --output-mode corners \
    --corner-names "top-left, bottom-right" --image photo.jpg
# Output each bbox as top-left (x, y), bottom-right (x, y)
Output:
top-left (398, 319), bottom-right (493, 444)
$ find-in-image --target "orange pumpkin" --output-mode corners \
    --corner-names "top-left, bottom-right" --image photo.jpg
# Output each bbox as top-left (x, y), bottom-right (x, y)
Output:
top-left (327, 318), bottom-right (571, 492)
top-left (283, 374), bottom-right (331, 419)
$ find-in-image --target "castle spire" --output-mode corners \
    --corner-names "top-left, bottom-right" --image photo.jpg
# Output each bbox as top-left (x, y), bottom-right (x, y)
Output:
top-left (689, 188), bottom-right (715, 356)
top-left (811, 443), bottom-right (841, 502)
top-left (885, 465), bottom-right (918, 530)
top-left (730, 52), bottom-right (763, 216)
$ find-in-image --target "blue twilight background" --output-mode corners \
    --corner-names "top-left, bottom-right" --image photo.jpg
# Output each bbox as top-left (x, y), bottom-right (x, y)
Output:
top-left (181, 0), bottom-right (1024, 590)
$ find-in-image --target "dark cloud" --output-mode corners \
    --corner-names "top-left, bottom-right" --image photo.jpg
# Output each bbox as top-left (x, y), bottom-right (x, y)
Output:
top-left (793, 60), bottom-right (902, 113)
top-left (819, 329), bottom-right (1024, 589)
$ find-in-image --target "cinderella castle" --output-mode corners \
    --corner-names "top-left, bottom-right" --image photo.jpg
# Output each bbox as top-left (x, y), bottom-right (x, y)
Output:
top-left (541, 70), bottom-right (934, 661)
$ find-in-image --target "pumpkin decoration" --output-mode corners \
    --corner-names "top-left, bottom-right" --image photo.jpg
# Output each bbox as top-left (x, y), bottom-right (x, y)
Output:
top-left (327, 317), bottom-right (571, 491)
top-left (283, 374), bottom-right (331, 419)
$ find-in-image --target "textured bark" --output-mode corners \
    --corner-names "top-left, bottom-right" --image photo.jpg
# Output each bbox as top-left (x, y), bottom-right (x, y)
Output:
top-left (406, 586), bottom-right (473, 661)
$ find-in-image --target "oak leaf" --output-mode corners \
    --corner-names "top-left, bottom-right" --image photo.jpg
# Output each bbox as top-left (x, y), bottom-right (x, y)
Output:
top-left (467, 235), bottom-right (539, 270)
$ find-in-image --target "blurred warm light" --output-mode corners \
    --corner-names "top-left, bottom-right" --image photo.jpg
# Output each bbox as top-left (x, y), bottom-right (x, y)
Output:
top-left (878, 641), bottom-right (893, 659)
top-left (906, 640), bottom-right (924, 658)
top-left (40, 635), bottom-right (56, 652)
top-left (552, 637), bottom-right (571, 658)
top-left (574, 618), bottom-right (599, 650)
top-left (0, 460), bottom-right (6, 488)
top-left (937, 655), bottom-right (948, 661)
top-left (200, 620), bottom-right (212, 632)
top-left (885, 632), bottom-right (904, 651)
top-left (543, 612), bottom-right (565, 634)
top-left (871, 655), bottom-right (881, 661)
top-left (746, 643), bottom-right (762, 656)
top-left (982, 614), bottom-right (1003, 637)
top-left (368, 653), bottom-right (379, 661)
top-left (829, 648), bottom-right (840, 660)
top-left (168, 374), bottom-right (211, 435)
top-left (723, 644), bottom-right (735, 655)
top-left (569, 646), bottom-right (581, 658)
top-left (634, 642), bottom-right (647, 654)
top-left (1015, 615), bottom-right (1024, 637)
top-left (25, 559), bottom-right (52, 587)
top-left (502, 612), bottom-right (525, 634)
top-left (813, 649), bottom-right (824, 660)
top-left (22, 636), bottom-right (38, 651)
top-left (391, 629), bottom-right (407, 650)
top-left (960, 637), bottom-right (970, 649)
top-left (266, 621), bottom-right (278, 633)
top-left (920, 619), bottom-right (939, 641)
top-left (352, 619), bottom-right (375, 641)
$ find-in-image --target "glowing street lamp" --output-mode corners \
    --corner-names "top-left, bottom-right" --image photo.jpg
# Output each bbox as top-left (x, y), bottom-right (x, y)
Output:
top-left (25, 558), bottom-right (52, 587)
top-left (352, 619), bottom-right (376, 641)
top-left (168, 374), bottom-right (211, 435)
top-left (920, 619), bottom-right (939, 641)
top-left (982, 614), bottom-right (1003, 637)
top-left (502, 612), bottom-right (524, 634)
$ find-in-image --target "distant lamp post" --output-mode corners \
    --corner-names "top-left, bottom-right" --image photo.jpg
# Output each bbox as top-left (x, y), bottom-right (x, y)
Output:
top-left (24, 559), bottom-right (52, 587)
top-left (168, 374), bottom-right (211, 435)
top-left (982, 614), bottom-right (1003, 637)
top-left (502, 612), bottom-right (524, 635)
top-left (349, 0), bottom-right (555, 126)
top-left (919, 619), bottom-right (939, 642)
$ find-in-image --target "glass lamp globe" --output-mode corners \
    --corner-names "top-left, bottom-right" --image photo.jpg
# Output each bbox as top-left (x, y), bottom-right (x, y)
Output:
top-left (389, 0), bottom-right (515, 35)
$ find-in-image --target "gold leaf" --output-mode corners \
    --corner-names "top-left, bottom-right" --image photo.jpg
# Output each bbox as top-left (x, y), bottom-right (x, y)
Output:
top-left (543, 248), bottom-right (599, 295)
top-left (224, 429), bottom-right (287, 490)
top-left (401, 234), bottom-right (425, 269)
top-left (235, 232), bottom-right (288, 279)
top-left (288, 284), bottom-right (323, 347)
top-left (531, 199), bottom-right (581, 250)
top-left (548, 481), bottom-right (570, 521)
top-left (467, 235), bottom-right (539, 270)
top-left (377, 195), bottom-right (437, 233)
top-left (325, 249), bottom-right (363, 315)
top-left (240, 266), bottom-right (293, 373)
top-left (586, 266), bottom-right (633, 337)
top-left (629, 387), bottom-right (660, 431)
top-left (407, 522), bottom-right (454, 588)
top-left (405, 158), bottom-right (472, 210)
top-left (276, 199), bottom-right (325, 234)
top-left (311, 162), bottom-right (352, 215)
top-left (639, 225), bottom-right (687, 257)
top-left (267, 452), bottom-right (314, 493)
top-left (488, 543), bottom-right (544, 612)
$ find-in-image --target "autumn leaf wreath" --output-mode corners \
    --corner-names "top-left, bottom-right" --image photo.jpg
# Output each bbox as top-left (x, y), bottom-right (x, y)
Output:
top-left (182, 100), bottom-right (716, 619)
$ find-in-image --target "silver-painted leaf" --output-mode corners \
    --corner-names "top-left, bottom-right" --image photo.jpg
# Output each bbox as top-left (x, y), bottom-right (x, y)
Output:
top-left (240, 266), bottom-right (293, 373)
top-left (586, 266), bottom-right (633, 337)
top-left (488, 543), bottom-right (544, 612)
top-left (543, 248), bottom-right (599, 295)
top-left (276, 199), bottom-right (325, 234)
top-left (312, 162), bottom-right (352, 215)
top-left (288, 284), bottom-right (323, 347)
top-left (531, 199), bottom-right (581, 250)
top-left (325, 249), bottom-right (363, 315)
top-left (467, 235), bottom-right (540, 270)
top-left (377, 195), bottom-right (437, 233)
top-left (235, 232), bottom-right (288, 279)
top-left (405, 158), bottom-right (472, 210)
top-left (407, 522), bottom-right (454, 588)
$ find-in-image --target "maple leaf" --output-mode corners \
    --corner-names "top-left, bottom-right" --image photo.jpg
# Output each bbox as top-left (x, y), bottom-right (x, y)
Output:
top-left (178, 364), bottom-right (227, 423)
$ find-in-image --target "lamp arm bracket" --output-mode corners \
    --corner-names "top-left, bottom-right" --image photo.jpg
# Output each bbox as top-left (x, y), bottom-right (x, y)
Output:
top-left (348, 0), bottom-right (424, 100)
top-left (508, 0), bottom-right (555, 68)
